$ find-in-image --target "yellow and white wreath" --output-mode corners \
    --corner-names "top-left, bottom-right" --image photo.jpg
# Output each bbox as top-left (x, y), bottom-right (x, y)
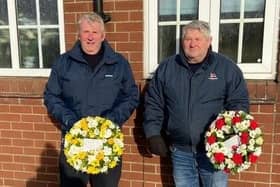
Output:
top-left (64, 116), bottom-right (124, 174)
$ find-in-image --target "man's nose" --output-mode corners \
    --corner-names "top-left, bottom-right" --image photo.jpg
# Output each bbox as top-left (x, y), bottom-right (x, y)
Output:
top-left (88, 33), bottom-right (94, 40)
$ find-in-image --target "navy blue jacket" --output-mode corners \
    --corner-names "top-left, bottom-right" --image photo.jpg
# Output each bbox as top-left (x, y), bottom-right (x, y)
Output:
top-left (143, 51), bottom-right (249, 152)
top-left (44, 40), bottom-right (139, 133)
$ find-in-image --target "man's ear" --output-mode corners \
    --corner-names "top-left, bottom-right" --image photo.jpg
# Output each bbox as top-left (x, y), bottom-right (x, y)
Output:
top-left (77, 33), bottom-right (80, 40)
top-left (209, 36), bottom-right (213, 44)
top-left (102, 32), bottom-right (106, 41)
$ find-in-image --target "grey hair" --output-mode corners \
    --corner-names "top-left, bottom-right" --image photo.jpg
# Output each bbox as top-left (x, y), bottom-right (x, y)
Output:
top-left (77, 13), bottom-right (105, 32)
top-left (182, 20), bottom-right (211, 39)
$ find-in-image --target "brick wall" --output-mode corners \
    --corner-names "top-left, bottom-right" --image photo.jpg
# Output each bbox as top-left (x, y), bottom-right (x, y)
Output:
top-left (0, 0), bottom-right (279, 187)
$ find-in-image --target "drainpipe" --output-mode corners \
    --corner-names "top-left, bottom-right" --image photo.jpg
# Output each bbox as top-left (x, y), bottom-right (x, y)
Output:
top-left (93, 0), bottom-right (111, 23)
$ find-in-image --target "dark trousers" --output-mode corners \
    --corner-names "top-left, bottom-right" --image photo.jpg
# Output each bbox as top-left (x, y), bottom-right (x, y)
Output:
top-left (59, 151), bottom-right (122, 187)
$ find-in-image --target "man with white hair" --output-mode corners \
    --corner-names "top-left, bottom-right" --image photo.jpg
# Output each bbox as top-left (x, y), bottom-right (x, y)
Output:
top-left (44, 13), bottom-right (139, 187)
top-left (143, 20), bottom-right (249, 187)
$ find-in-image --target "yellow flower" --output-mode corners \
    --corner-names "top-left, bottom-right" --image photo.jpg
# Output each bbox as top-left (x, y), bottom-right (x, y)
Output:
top-left (88, 131), bottom-right (96, 138)
top-left (88, 166), bottom-right (100, 174)
top-left (71, 138), bottom-right (80, 145)
top-left (108, 138), bottom-right (114, 145)
top-left (65, 133), bottom-right (73, 141)
top-left (118, 133), bottom-right (124, 140)
top-left (77, 151), bottom-right (87, 160)
top-left (101, 123), bottom-right (108, 132)
top-left (113, 144), bottom-right (123, 155)
top-left (100, 129), bottom-right (106, 138)
top-left (109, 160), bottom-right (117, 168)
top-left (96, 151), bottom-right (104, 161)
top-left (80, 118), bottom-right (89, 131)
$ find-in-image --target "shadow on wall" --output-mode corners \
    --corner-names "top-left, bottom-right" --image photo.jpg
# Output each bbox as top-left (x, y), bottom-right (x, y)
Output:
top-left (26, 143), bottom-right (59, 187)
top-left (133, 81), bottom-right (175, 187)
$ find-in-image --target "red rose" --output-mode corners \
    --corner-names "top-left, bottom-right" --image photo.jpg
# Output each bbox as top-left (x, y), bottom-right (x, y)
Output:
top-left (214, 152), bottom-right (225, 163)
top-left (240, 132), bottom-right (249, 144)
top-left (215, 118), bottom-right (225, 129)
top-left (232, 153), bottom-right (243, 165)
top-left (232, 116), bottom-right (241, 125)
top-left (207, 135), bottom-right (216, 145)
top-left (250, 120), bottom-right (258, 130)
top-left (249, 154), bottom-right (258, 163)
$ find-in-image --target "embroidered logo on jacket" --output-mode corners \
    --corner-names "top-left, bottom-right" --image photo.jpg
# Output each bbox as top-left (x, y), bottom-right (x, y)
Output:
top-left (105, 74), bottom-right (113, 78)
top-left (208, 72), bottom-right (218, 80)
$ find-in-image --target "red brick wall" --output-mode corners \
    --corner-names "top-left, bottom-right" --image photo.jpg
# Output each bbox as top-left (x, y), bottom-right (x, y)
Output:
top-left (0, 1), bottom-right (279, 187)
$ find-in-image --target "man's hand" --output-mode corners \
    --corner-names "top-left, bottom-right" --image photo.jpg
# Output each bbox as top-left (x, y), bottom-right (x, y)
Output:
top-left (147, 135), bottom-right (169, 157)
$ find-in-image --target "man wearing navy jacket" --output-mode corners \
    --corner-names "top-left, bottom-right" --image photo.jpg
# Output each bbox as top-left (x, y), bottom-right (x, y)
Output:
top-left (143, 20), bottom-right (249, 187)
top-left (44, 13), bottom-right (139, 187)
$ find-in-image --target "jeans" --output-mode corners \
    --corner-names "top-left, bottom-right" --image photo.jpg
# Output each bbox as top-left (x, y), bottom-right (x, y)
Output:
top-left (170, 146), bottom-right (228, 187)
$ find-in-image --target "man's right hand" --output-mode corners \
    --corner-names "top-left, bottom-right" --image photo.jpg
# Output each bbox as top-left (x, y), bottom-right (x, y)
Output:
top-left (147, 135), bottom-right (169, 157)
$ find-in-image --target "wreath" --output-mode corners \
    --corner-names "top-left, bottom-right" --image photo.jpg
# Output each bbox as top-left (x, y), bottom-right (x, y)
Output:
top-left (205, 110), bottom-right (263, 174)
top-left (63, 116), bottom-right (124, 174)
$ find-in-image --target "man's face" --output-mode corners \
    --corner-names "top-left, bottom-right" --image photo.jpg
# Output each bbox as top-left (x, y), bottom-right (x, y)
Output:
top-left (182, 29), bottom-right (212, 63)
top-left (78, 19), bottom-right (105, 55)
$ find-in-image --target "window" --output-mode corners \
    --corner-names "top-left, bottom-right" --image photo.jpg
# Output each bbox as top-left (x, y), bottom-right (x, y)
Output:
top-left (0, 0), bottom-right (65, 77)
top-left (144, 0), bottom-right (279, 79)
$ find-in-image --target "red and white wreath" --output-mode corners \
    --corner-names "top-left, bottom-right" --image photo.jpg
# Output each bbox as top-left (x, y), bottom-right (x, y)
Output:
top-left (205, 110), bottom-right (263, 174)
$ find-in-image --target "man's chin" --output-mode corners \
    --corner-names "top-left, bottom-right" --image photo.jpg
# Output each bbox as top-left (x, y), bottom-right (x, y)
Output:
top-left (83, 48), bottom-right (99, 55)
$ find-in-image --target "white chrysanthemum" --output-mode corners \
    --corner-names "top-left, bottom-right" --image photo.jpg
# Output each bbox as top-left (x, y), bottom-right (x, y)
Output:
top-left (218, 162), bottom-right (226, 170)
top-left (249, 130), bottom-right (257, 138)
top-left (206, 131), bottom-right (212, 137)
top-left (247, 144), bottom-right (255, 152)
top-left (114, 156), bottom-right (120, 161)
top-left (88, 118), bottom-right (98, 128)
top-left (205, 143), bottom-right (211, 151)
top-left (104, 129), bottom-right (113, 138)
top-left (115, 138), bottom-right (124, 148)
top-left (254, 147), bottom-right (262, 156)
top-left (237, 144), bottom-right (248, 155)
top-left (104, 146), bottom-right (112, 156)
top-left (240, 161), bottom-right (251, 170)
top-left (255, 128), bottom-right (262, 135)
top-left (246, 114), bottom-right (254, 120)
top-left (109, 122), bottom-right (115, 129)
top-left (243, 120), bottom-right (250, 128)
top-left (225, 158), bottom-right (235, 168)
top-left (73, 159), bottom-right (83, 171)
top-left (249, 138), bottom-right (255, 145)
top-left (71, 128), bottom-right (83, 136)
top-left (210, 143), bottom-right (221, 152)
top-left (69, 145), bottom-right (82, 155)
top-left (94, 128), bottom-right (100, 136)
top-left (103, 156), bottom-right (110, 163)
top-left (101, 166), bottom-right (108, 173)
top-left (216, 130), bottom-right (224, 138)
top-left (236, 122), bottom-right (248, 131)
top-left (224, 116), bottom-right (232, 124)
top-left (222, 124), bottom-right (231, 134)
